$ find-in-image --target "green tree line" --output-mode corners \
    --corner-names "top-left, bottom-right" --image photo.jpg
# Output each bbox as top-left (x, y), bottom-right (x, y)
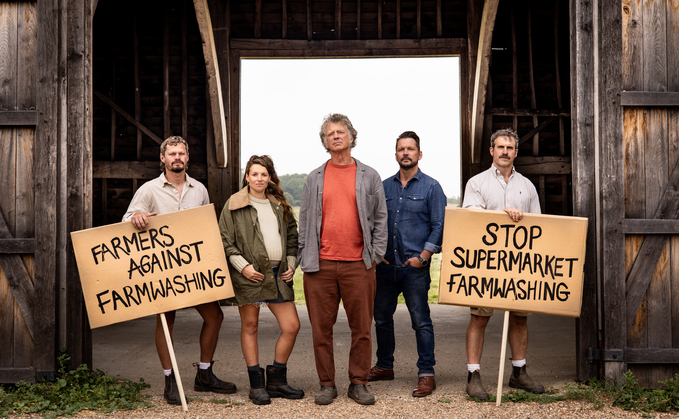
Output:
top-left (279, 173), bottom-right (307, 207)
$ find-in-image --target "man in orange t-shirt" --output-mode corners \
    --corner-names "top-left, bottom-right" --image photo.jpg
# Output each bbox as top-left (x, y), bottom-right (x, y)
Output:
top-left (298, 113), bottom-right (387, 406)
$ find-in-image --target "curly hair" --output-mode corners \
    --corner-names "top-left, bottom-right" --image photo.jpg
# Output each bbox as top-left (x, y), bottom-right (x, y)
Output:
top-left (318, 113), bottom-right (358, 152)
top-left (242, 155), bottom-right (294, 222)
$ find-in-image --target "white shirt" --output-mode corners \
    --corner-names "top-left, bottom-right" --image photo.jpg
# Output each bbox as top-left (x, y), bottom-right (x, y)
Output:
top-left (462, 164), bottom-right (541, 214)
top-left (122, 172), bottom-right (209, 221)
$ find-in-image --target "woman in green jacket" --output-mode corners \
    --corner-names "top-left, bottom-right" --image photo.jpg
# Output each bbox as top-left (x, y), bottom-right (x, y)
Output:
top-left (219, 155), bottom-right (303, 405)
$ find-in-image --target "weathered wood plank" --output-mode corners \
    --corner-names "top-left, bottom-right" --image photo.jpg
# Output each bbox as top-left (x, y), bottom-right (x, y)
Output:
top-left (93, 90), bottom-right (163, 145)
top-left (16, 2), bottom-right (36, 111)
top-left (527, 4), bottom-right (539, 157)
top-left (16, 128), bottom-right (34, 238)
top-left (396, 0), bottom-right (400, 38)
top-left (229, 48), bottom-right (240, 194)
top-left (354, 0), bottom-right (359, 39)
top-left (622, 0), bottom-right (643, 91)
top-left (230, 37), bottom-right (466, 51)
top-left (626, 156), bottom-right (679, 331)
top-left (0, 266), bottom-right (14, 367)
top-left (92, 160), bottom-right (207, 180)
top-left (377, 0), bottom-right (381, 39)
top-left (0, 367), bottom-right (35, 383)
top-left (620, 91), bottom-right (679, 106)
top-left (513, 156), bottom-right (571, 175)
top-left (34, 0), bottom-right (59, 374)
top-left (624, 108), bottom-right (647, 352)
top-left (487, 108), bottom-right (570, 117)
top-left (668, 0), bottom-right (679, 350)
top-left (194, 0), bottom-right (228, 168)
top-left (571, 0), bottom-right (598, 382)
top-left (181, 3), bottom-right (188, 140)
top-left (306, 0), bottom-right (311, 40)
top-left (599, 0), bottom-right (626, 382)
top-left (163, 8), bottom-right (170, 139)
top-left (510, 4), bottom-right (517, 131)
top-left (0, 239), bottom-right (36, 253)
top-left (282, 0), bottom-right (287, 39)
top-left (255, 0), bottom-right (261, 38)
top-left (623, 219), bottom-right (679, 234)
top-left (0, 209), bottom-right (35, 340)
top-left (0, 110), bottom-right (38, 125)
top-left (626, 348), bottom-right (679, 364)
top-left (470, 0), bottom-right (499, 164)
top-left (553, 0), bottom-right (564, 156)
top-left (0, 3), bottom-right (18, 110)
top-left (335, 0), bottom-right (340, 40)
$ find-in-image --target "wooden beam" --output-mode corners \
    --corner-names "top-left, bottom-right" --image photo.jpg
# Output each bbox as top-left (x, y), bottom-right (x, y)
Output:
top-left (436, 0), bottom-right (441, 37)
top-left (623, 219), bottom-right (679, 234)
top-left (163, 8), bottom-right (170, 139)
top-left (93, 160), bottom-right (207, 180)
top-left (335, 0), bottom-right (341, 40)
top-left (94, 90), bottom-right (163, 145)
top-left (487, 108), bottom-right (570, 117)
top-left (307, 0), bottom-right (312, 41)
top-left (231, 38), bottom-right (466, 52)
top-left (356, 0), bottom-right (360, 40)
top-left (625, 158), bottom-right (679, 332)
top-left (527, 3), bottom-right (539, 156)
top-left (181, 2), bottom-right (188, 140)
top-left (193, 0), bottom-right (228, 168)
top-left (513, 156), bottom-right (571, 175)
top-left (255, 0), bottom-right (261, 38)
top-left (470, 0), bottom-right (500, 164)
top-left (0, 368), bottom-right (35, 383)
top-left (625, 348), bottom-right (679, 364)
top-left (396, 0), bottom-right (400, 39)
top-left (0, 239), bottom-right (36, 253)
top-left (518, 116), bottom-right (557, 147)
top-left (0, 111), bottom-right (37, 125)
top-left (282, 0), bottom-right (287, 39)
top-left (417, 0), bottom-right (421, 39)
top-left (378, 0), bottom-right (382, 39)
top-left (620, 91), bottom-right (679, 106)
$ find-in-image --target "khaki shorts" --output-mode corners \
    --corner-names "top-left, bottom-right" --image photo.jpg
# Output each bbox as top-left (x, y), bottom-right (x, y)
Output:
top-left (470, 307), bottom-right (531, 317)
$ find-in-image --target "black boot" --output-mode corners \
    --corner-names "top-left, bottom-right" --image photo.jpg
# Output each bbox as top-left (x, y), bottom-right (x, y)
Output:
top-left (164, 372), bottom-right (182, 405)
top-left (248, 368), bottom-right (271, 405)
top-left (194, 362), bottom-right (237, 394)
top-left (265, 365), bottom-right (305, 399)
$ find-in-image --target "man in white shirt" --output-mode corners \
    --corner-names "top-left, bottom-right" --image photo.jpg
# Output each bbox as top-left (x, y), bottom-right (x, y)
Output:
top-left (123, 136), bottom-right (236, 405)
top-left (461, 128), bottom-right (544, 400)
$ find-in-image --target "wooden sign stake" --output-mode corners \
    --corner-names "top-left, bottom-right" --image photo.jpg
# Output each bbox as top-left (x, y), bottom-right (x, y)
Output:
top-left (496, 310), bottom-right (510, 406)
top-left (160, 313), bottom-right (188, 412)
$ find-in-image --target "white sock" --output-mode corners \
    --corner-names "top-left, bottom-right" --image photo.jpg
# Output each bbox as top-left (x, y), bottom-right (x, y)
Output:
top-left (199, 362), bottom-right (211, 370)
top-left (511, 359), bottom-right (526, 368)
top-left (163, 369), bottom-right (172, 376)
top-left (467, 364), bottom-right (480, 373)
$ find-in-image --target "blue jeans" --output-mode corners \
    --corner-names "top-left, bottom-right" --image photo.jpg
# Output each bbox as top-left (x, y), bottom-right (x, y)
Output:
top-left (374, 263), bottom-right (435, 375)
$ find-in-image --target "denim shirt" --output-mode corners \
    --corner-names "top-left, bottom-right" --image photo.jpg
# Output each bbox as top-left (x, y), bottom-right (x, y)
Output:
top-left (383, 168), bottom-right (447, 266)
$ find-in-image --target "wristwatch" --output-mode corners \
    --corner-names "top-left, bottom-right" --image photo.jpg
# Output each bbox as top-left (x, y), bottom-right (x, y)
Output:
top-left (417, 256), bottom-right (429, 267)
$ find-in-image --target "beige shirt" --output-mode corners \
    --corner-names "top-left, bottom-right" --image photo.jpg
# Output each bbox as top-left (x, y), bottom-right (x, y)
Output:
top-left (462, 164), bottom-right (541, 214)
top-left (122, 172), bottom-right (209, 221)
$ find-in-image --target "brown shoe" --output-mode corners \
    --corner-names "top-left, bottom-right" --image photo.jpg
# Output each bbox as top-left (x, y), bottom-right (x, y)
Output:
top-left (367, 366), bottom-right (394, 381)
top-left (412, 376), bottom-right (436, 397)
top-left (509, 365), bottom-right (545, 394)
top-left (466, 370), bottom-right (489, 400)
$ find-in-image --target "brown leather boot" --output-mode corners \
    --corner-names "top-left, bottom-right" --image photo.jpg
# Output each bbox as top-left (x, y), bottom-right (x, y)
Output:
top-left (466, 370), bottom-right (489, 400)
top-left (509, 365), bottom-right (545, 394)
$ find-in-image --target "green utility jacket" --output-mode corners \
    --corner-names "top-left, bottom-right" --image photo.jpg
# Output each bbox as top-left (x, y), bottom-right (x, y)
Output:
top-left (218, 187), bottom-right (298, 304)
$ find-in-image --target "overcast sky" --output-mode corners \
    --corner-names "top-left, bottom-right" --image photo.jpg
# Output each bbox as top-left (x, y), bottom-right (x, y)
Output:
top-left (240, 56), bottom-right (462, 198)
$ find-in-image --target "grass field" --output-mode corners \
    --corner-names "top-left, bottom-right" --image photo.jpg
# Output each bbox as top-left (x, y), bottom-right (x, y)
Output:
top-left (291, 253), bottom-right (442, 305)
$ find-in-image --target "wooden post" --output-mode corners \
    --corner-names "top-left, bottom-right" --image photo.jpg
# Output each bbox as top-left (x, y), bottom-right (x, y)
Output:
top-left (470, 0), bottom-right (500, 165)
top-left (496, 311), bottom-right (510, 406)
top-left (160, 313), bottom-right (188, 412)
top-left (193, 0), bottom-right (228, 168)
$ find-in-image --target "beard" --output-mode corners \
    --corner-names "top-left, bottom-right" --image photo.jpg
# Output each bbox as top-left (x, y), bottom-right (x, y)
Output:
top-left (398, 158), bottom-right (417, 170)
top-left (168, 161), bottom-right (186, 173)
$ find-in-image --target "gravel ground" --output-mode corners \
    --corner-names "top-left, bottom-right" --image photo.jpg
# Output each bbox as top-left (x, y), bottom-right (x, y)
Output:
top-left (11, 387), bottom-right (678, 419)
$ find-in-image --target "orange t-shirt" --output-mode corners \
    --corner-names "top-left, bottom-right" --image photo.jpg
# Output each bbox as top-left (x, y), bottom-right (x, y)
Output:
top-left (319, 161), bottom-right (364, 261)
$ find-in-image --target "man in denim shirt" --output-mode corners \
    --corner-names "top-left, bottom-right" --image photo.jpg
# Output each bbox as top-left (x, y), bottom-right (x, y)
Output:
top-left (367, 131), bottom-right (446, 397)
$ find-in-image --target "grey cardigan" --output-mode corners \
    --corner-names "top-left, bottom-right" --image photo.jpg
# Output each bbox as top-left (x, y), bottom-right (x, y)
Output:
top-left (297, 158), bottom-right (388, 272)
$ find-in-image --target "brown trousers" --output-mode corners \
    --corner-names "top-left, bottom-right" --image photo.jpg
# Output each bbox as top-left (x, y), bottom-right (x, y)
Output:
top-left (303, 259), bottom-right (376, 386)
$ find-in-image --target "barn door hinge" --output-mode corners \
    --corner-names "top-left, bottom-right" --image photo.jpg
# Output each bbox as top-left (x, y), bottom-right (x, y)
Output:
top-left (587, 347), bottom-right (624, 363)
top-left (36, 370), bottom-right (56, 382)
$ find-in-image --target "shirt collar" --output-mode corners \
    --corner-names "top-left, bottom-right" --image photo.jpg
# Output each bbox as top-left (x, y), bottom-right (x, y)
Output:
top-left (491, 163), bottom-right (515, 179)
top-left (161, 172), bottom-right (193, 187)
top-left (393, 168), bottom-right (422, 184)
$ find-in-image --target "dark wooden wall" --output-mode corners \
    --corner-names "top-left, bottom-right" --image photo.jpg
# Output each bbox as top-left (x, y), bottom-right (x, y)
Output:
top-left (92, 0), bottom-right (208, 226)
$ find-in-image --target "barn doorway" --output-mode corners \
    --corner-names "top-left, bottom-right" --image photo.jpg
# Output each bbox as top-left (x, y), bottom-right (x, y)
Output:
top-left (239, 56), bottom-right (462, 204)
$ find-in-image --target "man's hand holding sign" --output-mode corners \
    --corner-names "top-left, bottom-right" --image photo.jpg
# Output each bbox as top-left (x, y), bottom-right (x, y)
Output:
top-left (440, 128), bottom-right (587, 405)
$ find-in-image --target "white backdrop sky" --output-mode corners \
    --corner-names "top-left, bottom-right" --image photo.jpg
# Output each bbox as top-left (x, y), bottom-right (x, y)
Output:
top-left (240, 56), bottom-right (462, 198)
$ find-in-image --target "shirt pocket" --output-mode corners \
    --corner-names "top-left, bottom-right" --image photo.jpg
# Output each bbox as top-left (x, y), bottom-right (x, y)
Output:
top-left (405, 194), bottom-right (427, 214)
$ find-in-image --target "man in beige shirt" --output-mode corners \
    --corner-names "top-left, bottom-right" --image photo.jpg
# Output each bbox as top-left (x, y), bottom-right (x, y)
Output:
top-left (461, 128), bottom-right (544, 400)
top-left (123, 136), bottom-right (236, 405)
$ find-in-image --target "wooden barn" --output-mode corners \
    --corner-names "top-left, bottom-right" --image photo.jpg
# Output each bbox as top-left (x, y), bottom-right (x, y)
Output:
top-left (0, 0), bottom-right (677, 387)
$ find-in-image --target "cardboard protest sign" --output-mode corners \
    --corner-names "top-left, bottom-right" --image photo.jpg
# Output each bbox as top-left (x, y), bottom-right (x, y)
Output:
top-left (438, 207), bottom-right (587, 317)
top-left (71, 204), bottom-right (234, 328)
